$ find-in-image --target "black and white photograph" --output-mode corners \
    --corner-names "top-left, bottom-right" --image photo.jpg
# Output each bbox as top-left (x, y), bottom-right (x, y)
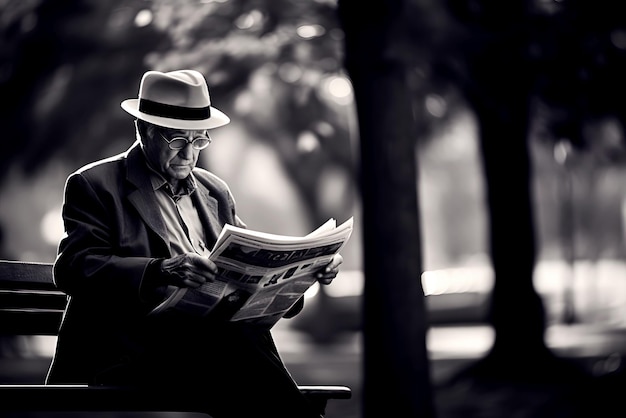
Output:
top-left (2, 1), bottom-right (626, 417)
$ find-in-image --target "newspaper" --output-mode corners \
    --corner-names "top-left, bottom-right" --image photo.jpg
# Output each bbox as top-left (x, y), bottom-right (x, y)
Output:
top-left (150, 217), bottom-right (354, 327)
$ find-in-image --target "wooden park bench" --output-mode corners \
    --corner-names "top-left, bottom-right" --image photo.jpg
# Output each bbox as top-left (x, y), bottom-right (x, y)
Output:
top-left (0, 259), bottom-right (352, 416)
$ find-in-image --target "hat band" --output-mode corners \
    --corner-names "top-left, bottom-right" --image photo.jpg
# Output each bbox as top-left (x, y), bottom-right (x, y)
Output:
top-left (139, 99), bottom-right (211, 120)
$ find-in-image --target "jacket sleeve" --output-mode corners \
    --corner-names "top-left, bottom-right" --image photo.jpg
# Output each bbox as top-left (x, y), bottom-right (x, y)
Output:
top-left (53, 172), bottom-right (153, 309)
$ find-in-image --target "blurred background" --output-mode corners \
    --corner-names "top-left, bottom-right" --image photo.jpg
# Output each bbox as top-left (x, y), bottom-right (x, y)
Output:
top-left (3, 0), bottom-right (626, 417)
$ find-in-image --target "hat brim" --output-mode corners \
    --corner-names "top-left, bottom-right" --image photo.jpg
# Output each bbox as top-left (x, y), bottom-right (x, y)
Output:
top-left (121, 99), bottom-right (230, 130)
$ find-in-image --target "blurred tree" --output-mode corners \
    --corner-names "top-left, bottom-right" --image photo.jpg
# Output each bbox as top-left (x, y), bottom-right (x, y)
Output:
top-left (0, 0), bottom-right (169, 175)
top-left (338, 1), bottom-right (435, 417)
top-left (434, 0), bottom-right (626, 385)
top-left (443, 0), bottom-right (562, 382)
top-left (336, 0), bottom-right (626, 408)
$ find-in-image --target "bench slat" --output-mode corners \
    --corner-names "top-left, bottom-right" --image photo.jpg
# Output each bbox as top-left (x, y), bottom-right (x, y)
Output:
top-left (0, 384), bottom-right (351, 414)
top-left (0, 310), bottom-right (63, 335)
top-left (0, 261), bottom-right (55, 290)
top-left (0, 290), bottom-right (67, 309)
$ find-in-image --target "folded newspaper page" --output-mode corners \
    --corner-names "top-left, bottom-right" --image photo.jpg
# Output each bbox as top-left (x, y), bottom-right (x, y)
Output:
top-left (150, 217), bottom-right (354, 327)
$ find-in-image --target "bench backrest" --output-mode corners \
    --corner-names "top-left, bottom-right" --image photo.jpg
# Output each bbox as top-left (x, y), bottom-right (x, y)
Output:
top-left (0, 260), bottom-right (65, 335)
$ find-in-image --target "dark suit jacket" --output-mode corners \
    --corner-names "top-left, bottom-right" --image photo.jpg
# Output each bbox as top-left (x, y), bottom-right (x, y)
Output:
top-left (46, 141), bottom-right (302, 387)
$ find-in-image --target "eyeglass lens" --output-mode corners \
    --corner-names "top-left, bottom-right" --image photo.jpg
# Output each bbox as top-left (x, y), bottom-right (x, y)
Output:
top-left (168, 137), bottom-right (211, 150)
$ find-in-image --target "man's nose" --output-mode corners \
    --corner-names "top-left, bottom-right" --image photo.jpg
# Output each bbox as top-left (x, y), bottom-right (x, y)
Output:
top-left (178, 142), bottom-right (195, 158)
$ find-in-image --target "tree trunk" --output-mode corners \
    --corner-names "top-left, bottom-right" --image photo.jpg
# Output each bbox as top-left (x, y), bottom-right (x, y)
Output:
top-left (459, 33), bottom-right (587, 383)
top-left (474, 88), bottom-right (549, 368)
top-left (337, 1), bottom-right (435, 417)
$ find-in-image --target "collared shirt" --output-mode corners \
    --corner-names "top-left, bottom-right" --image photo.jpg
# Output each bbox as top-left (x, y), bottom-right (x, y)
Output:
top-left (147, 168), bottom-right (211, 257)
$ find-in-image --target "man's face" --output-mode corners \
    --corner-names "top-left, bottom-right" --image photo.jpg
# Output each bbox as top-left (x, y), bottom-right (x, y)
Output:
top-left (142, 124), bottom-right (210, 183)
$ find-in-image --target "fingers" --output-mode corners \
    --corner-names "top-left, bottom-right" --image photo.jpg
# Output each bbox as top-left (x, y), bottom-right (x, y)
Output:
top-left (316, 268), bottom-right (338, 284)
top-left (182, 272), bottom-right (207, 288)
top-left (317, 276), bottom-right (334, 285)
top-left (161, 253), bottom-right (217, 288)
top-left (327, 253), bottom-right (344, 270)
top-left (316, 254), bottom-right (343, 285)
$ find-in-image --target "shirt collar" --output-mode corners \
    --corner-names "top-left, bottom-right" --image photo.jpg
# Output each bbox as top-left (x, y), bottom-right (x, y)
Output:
top-left (145, 161), bottom-right (197, 199)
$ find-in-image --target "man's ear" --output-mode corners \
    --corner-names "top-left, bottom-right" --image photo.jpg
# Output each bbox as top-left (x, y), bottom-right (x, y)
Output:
top-left (135, 119), bottom-right (152, 144)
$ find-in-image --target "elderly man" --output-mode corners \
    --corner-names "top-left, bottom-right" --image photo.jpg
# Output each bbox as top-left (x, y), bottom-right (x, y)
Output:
top-left (46, 69), bottom-right (343, 418)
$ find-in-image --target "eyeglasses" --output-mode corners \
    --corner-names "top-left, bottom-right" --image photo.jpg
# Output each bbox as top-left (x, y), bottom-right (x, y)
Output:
top-left (158, 130), bottom-right (212, 150)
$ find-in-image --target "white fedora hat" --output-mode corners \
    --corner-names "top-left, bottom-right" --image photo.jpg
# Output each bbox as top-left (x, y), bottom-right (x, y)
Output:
top-left (121, 69), bottom-right (230, 130)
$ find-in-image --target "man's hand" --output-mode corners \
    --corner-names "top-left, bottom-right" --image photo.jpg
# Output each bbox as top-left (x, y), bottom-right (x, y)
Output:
top-left (160, 252), bottom-right (218, 288)
top-left (316, 253), bottom-right (343, 285)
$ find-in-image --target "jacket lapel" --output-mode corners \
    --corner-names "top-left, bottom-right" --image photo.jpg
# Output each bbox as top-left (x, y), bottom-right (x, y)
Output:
top-left (124, 143), bottom-right (170, 249)
top-left (192, 181), bottom-right (222, 249)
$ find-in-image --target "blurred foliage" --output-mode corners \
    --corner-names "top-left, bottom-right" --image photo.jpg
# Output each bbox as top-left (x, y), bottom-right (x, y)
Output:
top-left (4, 0), bottom-right (626, 184)
top-left (0, 0), bottom-right (356, 229)
top-left (3, 0), bottom-right (626, 261)
top-left (409, 0), bottom-right (626, 158)
top-left (0, 0), bottom-right (165, 172)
